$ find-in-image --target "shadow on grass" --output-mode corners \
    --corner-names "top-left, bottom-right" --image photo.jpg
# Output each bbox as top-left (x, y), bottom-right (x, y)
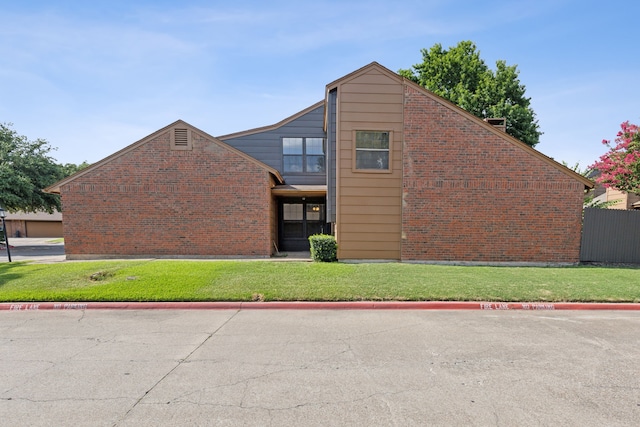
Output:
top-left (0, 262), bottom-right (29, 287)
top-left (578, 262), bottom-right (640, 269)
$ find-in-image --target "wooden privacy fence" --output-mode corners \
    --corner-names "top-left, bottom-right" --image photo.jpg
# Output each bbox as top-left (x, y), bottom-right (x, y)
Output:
top-left (580, 208), bottom-right (640, 263)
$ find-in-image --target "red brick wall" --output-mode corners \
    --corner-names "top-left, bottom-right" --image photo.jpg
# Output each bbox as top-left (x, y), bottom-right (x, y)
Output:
top-left (402, 85), bottom-right (585, 263)
top-left (61, 129), bottom-right (274, 258)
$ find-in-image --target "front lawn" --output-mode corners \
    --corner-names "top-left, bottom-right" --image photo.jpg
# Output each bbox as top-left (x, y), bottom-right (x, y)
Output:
top-left (1, 260), bottom-right (639, 303)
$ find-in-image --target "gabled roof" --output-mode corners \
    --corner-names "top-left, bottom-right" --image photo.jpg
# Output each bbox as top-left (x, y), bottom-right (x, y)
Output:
top-left (44, 120), bottom-right (284, 194)
top-left (325, 61), bottom-right (402, 91)
top-left (325, 61), bottom-right (594, 189)
top-left (217, 100), bottom-right (325, 140)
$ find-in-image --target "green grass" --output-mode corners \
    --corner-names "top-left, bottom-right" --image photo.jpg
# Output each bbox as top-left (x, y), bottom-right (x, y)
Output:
top-left (0, 260), bottom-right (639, 303)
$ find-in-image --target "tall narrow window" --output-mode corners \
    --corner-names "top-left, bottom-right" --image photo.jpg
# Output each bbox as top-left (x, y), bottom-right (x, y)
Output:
top-left (283, 137), bottom-right (325, 173)
top-left (306, 138), bottom-right (325, 173)
top-left (283, 138), bottom-right (303, 172)
top-left (355, 131), bottom-right (389, 170)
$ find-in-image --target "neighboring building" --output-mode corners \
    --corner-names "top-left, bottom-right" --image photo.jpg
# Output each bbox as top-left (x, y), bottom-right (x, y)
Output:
top-left (45, 62), bottom-right (593, 263)
top-left (3, 211), bottom-right (63, 238)
top-left (587, 170), bottom-right (640, 210)
top-left (592, 187), bottom-right (640, 210)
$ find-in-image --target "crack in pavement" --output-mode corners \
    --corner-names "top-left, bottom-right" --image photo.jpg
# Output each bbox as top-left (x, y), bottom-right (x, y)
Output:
top-left (146, 387), bottom-right (427, 412)
top-left (163, 338), bottom-right (355, 406)
top-left (112, 309), bottom-right (240, 426)
top-left (1, 396), bottom-right (132, 403)
top-left (1, 335), bottom-right (106, 397)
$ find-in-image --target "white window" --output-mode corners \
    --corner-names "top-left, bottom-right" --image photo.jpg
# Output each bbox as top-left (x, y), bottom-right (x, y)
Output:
top-left (355, 131), bottom-right (389, 170)
top-left (283, 137), bottom-right (325, 173)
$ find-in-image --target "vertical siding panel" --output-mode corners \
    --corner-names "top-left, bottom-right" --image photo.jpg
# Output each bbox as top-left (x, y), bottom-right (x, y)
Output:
top-left (334, 67), bottom-right (404, 260)
top-left (327, 89), bottom-right (338, 223)
top-left (581, 208), bottom-right (640, 263)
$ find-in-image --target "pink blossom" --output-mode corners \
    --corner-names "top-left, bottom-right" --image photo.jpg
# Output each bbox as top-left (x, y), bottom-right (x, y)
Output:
top-left (591, 121), bottom-right (640, 193)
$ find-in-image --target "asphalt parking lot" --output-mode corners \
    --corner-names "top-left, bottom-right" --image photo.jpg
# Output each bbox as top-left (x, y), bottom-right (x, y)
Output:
top-left (1, 237), bottom-right (65, 263)
top-left (2, 239), bottom-right (640, 425)
top-left (1, 309), bottom-right (639, 426)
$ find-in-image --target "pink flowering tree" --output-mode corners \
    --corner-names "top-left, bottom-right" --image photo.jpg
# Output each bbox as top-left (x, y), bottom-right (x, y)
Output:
top-left (591, 121), bottom-right (640, 194)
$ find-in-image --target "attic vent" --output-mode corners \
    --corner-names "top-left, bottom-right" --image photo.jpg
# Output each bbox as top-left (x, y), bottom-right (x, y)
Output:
top-left (171, 128), bottom-right (192, 150)
top-left (484, 118), bottom-right (506, 132)
top-left (174, 129), bottom-right (188, 146)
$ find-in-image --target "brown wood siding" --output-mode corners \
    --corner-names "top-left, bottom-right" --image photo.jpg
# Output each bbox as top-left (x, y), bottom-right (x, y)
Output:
top-left (25, 221), bottom-right (64, 238)
top-left (335, 67), bottom-right (403, 260)
top-left (340, 103), bottom-right (403, 114)
top-left (340, 93), bottom-right (404, 105)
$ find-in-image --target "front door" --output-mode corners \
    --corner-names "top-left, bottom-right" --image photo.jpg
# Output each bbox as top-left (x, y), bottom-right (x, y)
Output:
top-left (279, 198), bottom-right (326, 251)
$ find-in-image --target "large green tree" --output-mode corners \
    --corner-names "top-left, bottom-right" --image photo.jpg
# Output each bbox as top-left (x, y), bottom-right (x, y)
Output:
top-left (0, 123), bottom-right (85, 213)
top-left (399, 41), bottom-right (542, 147)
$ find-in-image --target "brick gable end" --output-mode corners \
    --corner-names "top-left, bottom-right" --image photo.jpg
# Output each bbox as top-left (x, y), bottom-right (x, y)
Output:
top-left (61, 130), bottom-right (273, 257)
top-left (402, 85), bottom-right (584, 263)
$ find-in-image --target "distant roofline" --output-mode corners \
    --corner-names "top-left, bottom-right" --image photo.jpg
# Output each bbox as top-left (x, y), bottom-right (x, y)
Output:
top-left (44, 120), bottom-right (284, 194)
top-left (217, 100), bottom-right (324, 140)
top-left (5, 211), bottom-right (62, 221)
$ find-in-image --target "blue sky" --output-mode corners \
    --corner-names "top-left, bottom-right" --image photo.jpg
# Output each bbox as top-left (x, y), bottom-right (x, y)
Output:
top-left (1, 0), bottom-right (638, 171)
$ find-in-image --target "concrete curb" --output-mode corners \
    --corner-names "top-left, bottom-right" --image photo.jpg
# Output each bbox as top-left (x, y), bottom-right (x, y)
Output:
top-left (2, 301), bottom-right (640, 311)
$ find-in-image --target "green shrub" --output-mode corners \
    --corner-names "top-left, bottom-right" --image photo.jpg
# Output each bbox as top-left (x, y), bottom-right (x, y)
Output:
top-left (308, 234), bottom-right (337, 262)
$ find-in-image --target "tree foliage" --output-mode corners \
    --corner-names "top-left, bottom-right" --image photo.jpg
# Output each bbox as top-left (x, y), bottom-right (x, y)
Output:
top-left (399, 41), bottom-right (542, 147)
top-left (590, 121), bottom-right (640, 194)
top-left (562, 161), bottom-right (617, 209)
top-left (0, 123), bottom-right (86, 213)
top-left (59, 161), bottom-right (90, 177)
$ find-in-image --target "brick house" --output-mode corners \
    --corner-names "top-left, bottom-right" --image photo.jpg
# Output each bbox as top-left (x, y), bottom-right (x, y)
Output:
top-left (46, 62), bottom-right (592, 262)
top-left (47, 125), bottom-right (282, 258)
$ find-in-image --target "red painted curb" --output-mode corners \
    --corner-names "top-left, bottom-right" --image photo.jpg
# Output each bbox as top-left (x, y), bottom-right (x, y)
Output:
top-left (1, 301), bottom-right (640, 311)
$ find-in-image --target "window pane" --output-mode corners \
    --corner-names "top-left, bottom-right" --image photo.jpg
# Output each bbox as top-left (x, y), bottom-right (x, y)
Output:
top-left (283, 204), bottom-right (303, 220)
top-left (356, 131), bottom-right (389, 149)
top-left (284, 155), bottom-right (303, 172)
top-left (306, 203), bottom-right (325, 221)
top-left (283, 138), bottom-right (303, 154)
top-left (283, 222), bottom-right (303, 238)
top-left (307, 222), bottom-right (324, 235)
top-left (306, 138), bottom-right (324, 154)
top-left (356, 151), bottom-right (389, 169)
top-left (306, 155), bottom-right (325, 173)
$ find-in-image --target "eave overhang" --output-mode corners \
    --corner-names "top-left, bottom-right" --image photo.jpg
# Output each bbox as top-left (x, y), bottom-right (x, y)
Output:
top-left (271, 185), bottom-right (327, 197)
